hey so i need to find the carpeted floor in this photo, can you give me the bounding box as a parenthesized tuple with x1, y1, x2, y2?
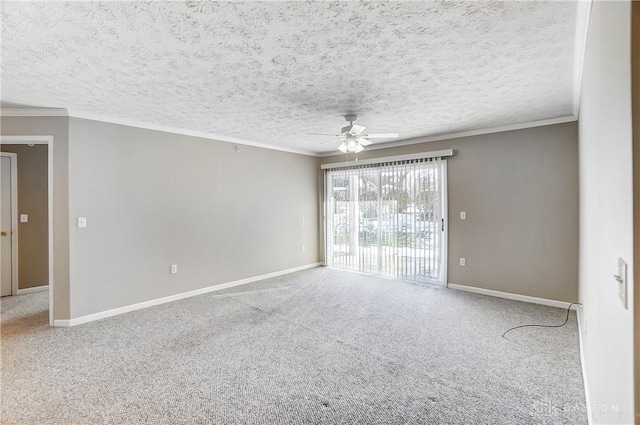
(1, 267, 586, 424)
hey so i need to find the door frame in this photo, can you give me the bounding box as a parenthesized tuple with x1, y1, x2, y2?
(0, 152, 18, 296)
(0, 136, 54, 326)
(631, 0, 639, 420)
(323, 158, 449, 285)
(441, 160, 449, 288)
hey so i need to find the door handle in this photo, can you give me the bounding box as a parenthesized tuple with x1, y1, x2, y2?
(0, 231, 7, 236)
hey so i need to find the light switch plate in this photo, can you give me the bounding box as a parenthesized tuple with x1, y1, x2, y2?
(460, 211, 466, 220)
(20, 214, 28, 223)
(617, 257, 627, 309)
(77, 217, 87, 228)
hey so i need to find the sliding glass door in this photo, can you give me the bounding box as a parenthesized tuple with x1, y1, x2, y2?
(325, 157, 447, 284)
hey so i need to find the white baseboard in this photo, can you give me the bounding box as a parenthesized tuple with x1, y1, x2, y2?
(447, 283, 578, 310)
(448, 282, 589, 421)
(576, 307, 593, 424)
(17, 285, 48, 295)
(54, 262, 322, 327)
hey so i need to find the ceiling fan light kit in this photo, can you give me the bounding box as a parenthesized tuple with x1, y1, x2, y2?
(321, 115, 399, 155)
(338, 138, 364, 153)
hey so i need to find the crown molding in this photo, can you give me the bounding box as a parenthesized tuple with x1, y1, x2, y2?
(317, 115, 578, 156)
(2, 108, 577, 157)
(1, 107, 317, 156)
(0, 108, 68, 117)
(67, 110, 318, 157)
(572, 0, 593, 117)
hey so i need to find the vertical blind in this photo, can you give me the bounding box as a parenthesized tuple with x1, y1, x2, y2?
(325, 156, 445, 283)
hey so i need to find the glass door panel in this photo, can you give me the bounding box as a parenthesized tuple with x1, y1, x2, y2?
(326, 159, 446, 285)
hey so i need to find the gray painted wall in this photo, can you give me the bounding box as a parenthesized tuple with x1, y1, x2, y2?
(320, 122, 579, 302)
(578, 1, 634, 422)
(1, 116, 70, 320)
(0, 115, 578, 319)
(0, 144, 48, 289)
(68, 118, 319, 318)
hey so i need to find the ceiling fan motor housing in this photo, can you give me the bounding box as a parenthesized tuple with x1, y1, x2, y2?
(341, 124, 354, 134)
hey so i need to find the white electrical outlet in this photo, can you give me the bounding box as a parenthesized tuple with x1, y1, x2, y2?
(302, 245, 306, 252)
(460, 211, 466, 220)
(77, 217, 87, 228)
(615, 258, 627, 309)
(20, 214, 28, 223)
(459, 257, 466, 266)
(170, 265, 178, 274)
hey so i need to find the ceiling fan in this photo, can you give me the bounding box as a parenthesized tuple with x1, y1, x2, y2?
(313, 115, 399, 153)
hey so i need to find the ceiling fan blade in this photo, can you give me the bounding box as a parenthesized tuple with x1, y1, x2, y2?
(356, 137, 372, 146)
(363, 133, 399, 138)
(308, 132, 340, 136)
(351, 124, 366, 135)
(320, 137, 346, 145)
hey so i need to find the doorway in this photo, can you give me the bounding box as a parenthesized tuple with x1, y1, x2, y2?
(1, 153, 17, 296)
(0, 136, 54, 325)
(325, 156, 448, 285)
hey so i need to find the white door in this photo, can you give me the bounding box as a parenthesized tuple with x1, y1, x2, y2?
(1, 155, 13, 296)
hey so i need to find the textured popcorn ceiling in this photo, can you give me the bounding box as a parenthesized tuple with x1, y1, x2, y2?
(1, 1, 577, 154)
